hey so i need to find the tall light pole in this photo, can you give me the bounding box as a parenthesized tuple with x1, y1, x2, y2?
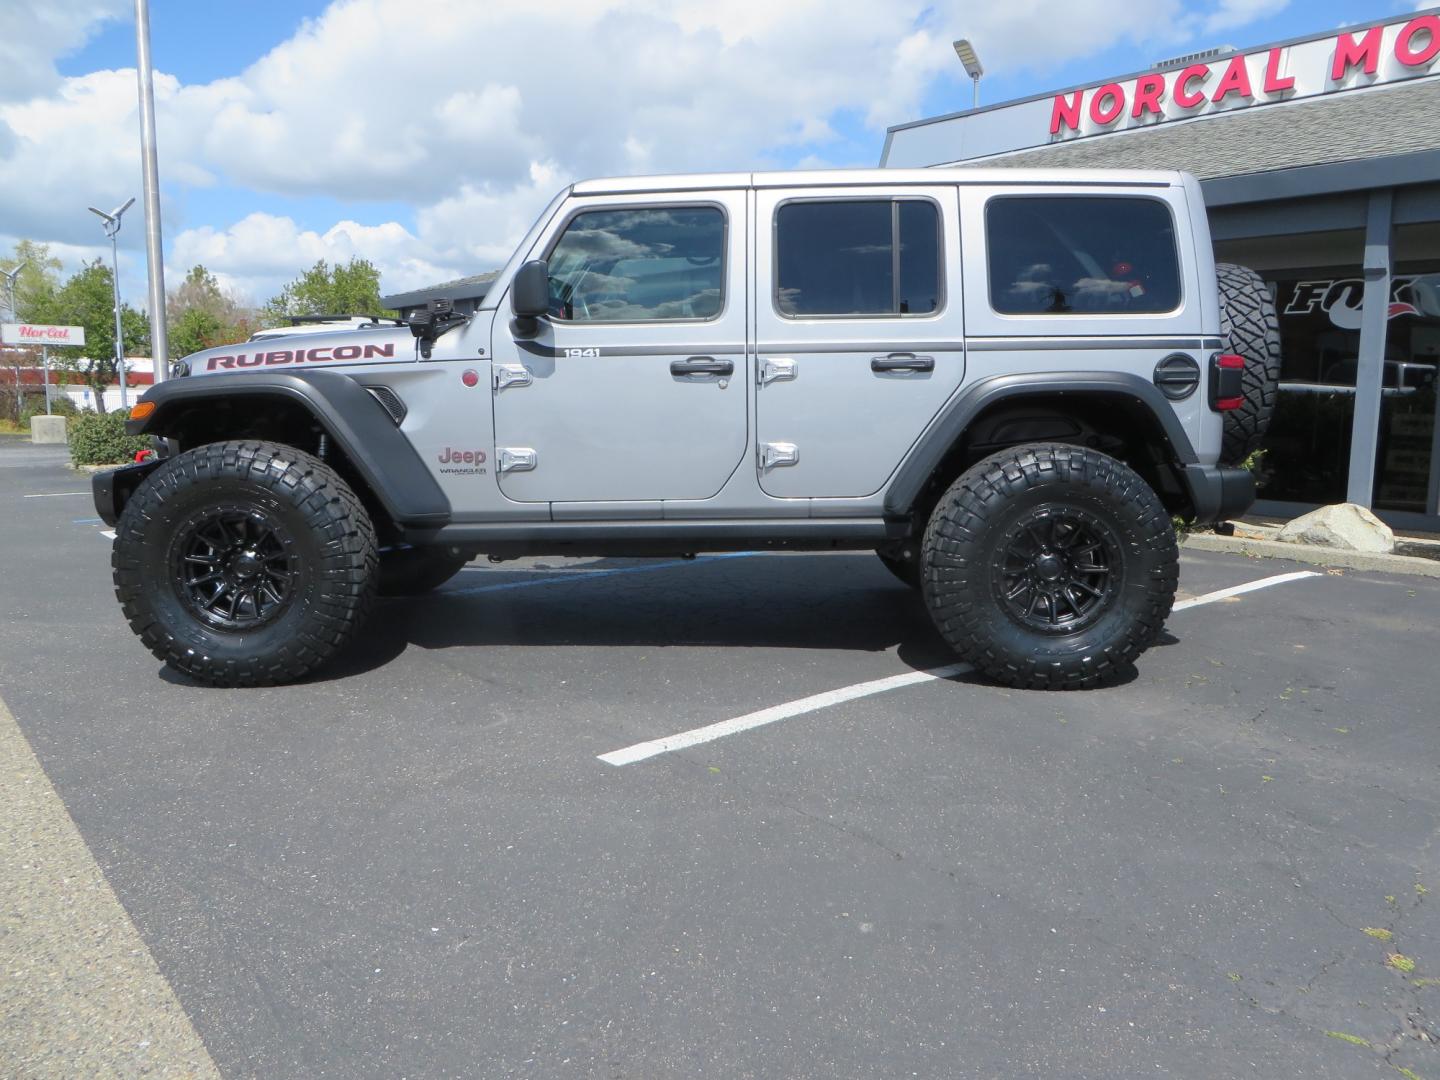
(953, 39, 984, 109)
(135, 0, 168, 381)
(89, 197, 136, 411)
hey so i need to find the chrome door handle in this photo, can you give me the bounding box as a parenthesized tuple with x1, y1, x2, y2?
(670, 357, 734, 376)
(871, 353, 935, 372)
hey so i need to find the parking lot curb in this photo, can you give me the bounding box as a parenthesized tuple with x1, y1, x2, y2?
(1182, 531, 1440, 578)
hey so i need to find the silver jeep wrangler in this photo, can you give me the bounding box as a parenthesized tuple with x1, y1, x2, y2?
(97, 168, 1278, 689)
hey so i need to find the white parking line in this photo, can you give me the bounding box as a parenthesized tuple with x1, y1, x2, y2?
(1172, 569, 1320, 611)
(100, 529, 116, 540)
(598, 568, 1324, 766)
(22, 491, 89, 498)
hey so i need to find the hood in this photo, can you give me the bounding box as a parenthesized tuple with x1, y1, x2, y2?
(178, 326, 414, 377)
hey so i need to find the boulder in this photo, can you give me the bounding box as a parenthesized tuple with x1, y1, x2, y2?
(1276, 503, 1394, 554)
(29, 414, 67, 444)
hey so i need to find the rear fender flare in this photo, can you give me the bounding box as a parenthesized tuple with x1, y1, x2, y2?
(883, 371, 1199, 517)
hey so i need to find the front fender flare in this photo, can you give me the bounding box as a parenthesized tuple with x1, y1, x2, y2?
(127, 370, 450, 526)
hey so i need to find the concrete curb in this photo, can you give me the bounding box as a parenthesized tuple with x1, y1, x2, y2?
(1181, 531, 1440, 578)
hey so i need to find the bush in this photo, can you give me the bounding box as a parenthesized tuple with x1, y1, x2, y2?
(21, 394, 80, 425)
(68, 408, 151, 466)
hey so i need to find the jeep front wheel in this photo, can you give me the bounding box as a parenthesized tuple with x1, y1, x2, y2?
(112, 440, 378, 686)
(921, 444, 1178, 689)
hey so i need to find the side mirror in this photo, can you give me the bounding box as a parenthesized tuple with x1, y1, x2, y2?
(510, 260, 549, 338)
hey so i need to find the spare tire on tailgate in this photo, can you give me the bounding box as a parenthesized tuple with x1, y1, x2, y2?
(1215, 262, 1282, 465)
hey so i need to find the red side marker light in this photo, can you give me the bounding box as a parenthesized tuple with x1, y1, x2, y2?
(461, 369, 480, 387)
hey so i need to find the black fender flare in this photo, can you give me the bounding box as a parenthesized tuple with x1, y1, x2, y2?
(126, 370, 450, 526)
(883, 371, 1201, 517)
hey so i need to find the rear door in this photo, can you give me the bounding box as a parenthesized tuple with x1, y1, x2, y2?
(489, 192, 749, 506)
(752, 185, 965, 498)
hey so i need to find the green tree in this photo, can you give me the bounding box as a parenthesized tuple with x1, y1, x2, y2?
(1, 239, 63, 320)
(167, 264, 254, 358)
(261, 258, 393, 326)
(33, 261, 150, 414)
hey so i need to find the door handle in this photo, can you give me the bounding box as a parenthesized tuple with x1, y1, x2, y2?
(871, 353, 935, 373)
(670, 357, 734, 377)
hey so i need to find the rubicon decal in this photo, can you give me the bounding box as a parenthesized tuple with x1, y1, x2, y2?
(437, 447, 487, 476)
(205, 342, 396, 370)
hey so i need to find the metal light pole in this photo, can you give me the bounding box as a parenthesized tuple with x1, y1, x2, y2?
(953, 39, 984, 109)
(89, 197, 136, 410)
(135, 0, 168, 382)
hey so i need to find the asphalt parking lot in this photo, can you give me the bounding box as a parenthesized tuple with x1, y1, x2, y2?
(4, 437, 1440, 1079)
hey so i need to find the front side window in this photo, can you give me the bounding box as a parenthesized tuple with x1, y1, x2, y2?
(546, 206, 724, 323)
(775, 199, 941, 317)
(986, 196, 1182, 315)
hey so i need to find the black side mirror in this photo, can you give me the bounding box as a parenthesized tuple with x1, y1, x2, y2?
(510, 259, 549, 338)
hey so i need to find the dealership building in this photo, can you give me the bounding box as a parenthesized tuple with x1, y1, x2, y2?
(884, 9, 1440, 530)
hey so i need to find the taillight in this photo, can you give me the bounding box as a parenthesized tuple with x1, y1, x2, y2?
(1210, 352, 1245, 411)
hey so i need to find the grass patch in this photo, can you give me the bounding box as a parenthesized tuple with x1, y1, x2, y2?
(1364, 928, 1394, 942)
(1325, 1030, 1371, 1048)
(1387, 953, 1417, 973)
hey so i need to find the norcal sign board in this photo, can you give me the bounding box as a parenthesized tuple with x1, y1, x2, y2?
(881, 10, 1440, 168)
(1049, 14, 1440, 141)
(1, 323, 86, 347)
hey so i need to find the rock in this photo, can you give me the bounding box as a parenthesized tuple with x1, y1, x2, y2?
(29, 415, 67, 444)
(1276, 503, 1394, 554)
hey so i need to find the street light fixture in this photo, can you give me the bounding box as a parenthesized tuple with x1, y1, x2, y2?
(1, 261, 25, 321)
(953, 39, 984, 109)
(89, 197, 136, 410)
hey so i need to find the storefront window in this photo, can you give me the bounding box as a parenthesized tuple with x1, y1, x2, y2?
(1373, 264, 1440, 514)
(1259, 266, 1364, 505)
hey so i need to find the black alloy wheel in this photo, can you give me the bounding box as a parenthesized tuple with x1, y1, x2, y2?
(994, 506, 1120, 633)
(173, 506, 297, 629)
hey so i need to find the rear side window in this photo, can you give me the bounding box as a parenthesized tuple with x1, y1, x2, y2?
(546, 206, 725, 322)
(775, 199, 941, 317)
(986, 196, 1181, 315)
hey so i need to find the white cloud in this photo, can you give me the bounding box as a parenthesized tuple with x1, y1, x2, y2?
(1201, 0, 1289, 35)
(3, 0, 1301, 305)
(0, 0, 128, 104)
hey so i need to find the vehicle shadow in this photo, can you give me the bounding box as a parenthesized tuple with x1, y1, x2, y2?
(323, 553, 955, 682)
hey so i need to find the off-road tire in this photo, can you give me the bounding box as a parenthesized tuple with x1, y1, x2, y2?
(1216, 262, 1282, 465)
(876, 549, 922, 589)
(921, 444, 1178, 690)
(112, 440, 378, 686)
(378, 547, 470, 597)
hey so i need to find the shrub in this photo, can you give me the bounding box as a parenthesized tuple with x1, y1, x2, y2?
(21, 394, 80, 425)
(67, 408, 151, 466)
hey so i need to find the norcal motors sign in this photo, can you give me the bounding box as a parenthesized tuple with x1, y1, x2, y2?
(1049, 13, 1440, 141)
(1, 322, 86, 347)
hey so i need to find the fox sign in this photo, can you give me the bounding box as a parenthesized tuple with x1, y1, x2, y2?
(1, 323, 87, 347)
(1050, 14, 1440, 140)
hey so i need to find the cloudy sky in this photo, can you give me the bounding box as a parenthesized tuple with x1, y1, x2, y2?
(0, 0, 1418, 308)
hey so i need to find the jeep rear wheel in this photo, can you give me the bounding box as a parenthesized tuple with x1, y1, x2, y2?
(112, 440, 378, 686)
(921, 444, 1178, 689)
(1216, 262, 1282, 465)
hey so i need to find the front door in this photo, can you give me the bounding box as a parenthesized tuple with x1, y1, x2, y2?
(752, 186, 966, 498)
(490, 192, 748, 505)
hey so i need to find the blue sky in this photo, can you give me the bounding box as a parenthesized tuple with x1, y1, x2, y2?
(2, 0, 1430, 307)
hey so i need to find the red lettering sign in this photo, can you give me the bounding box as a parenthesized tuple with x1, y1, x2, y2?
(1130, 74, 1166, 119)
(1210, 55, 1254, 104)
(1174, 64, 1210, 108)
(1396, 16, 1440, 67)
(1332, 26, 1383, 80)
(1050, 90, 1083, 134)
(1262, 47, 1295, 94)
(1088, 84, 1125, 125)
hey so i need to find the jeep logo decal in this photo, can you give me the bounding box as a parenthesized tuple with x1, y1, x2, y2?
(436, 447, 488, 476)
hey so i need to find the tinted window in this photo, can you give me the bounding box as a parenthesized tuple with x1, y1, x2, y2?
(547, 207, 724, 322)
(986, 197, 1181, 315)
(776, 200, 940, 317)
